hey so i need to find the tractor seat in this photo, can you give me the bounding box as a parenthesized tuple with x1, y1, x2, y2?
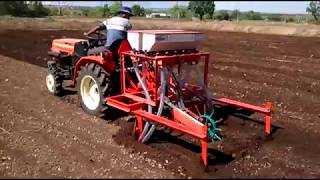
(73, 42, 88, 64)
(87, 46, 108, 56)
(86, 39, 122, 56)
(108, 39, 124, 62)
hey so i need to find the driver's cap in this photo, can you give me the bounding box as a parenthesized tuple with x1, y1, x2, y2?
(118, 6, 134, 16)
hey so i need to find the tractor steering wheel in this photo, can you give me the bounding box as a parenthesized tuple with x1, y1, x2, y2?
(85, 31, 106, 48)
(85, 31, 106, 40)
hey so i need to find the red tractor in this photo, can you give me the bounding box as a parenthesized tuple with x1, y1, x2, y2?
(46, 31, 129, 117)
(46, 30, 272, 167)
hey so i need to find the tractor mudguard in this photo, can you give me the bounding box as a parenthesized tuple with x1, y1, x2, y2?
(73, 40, 132, 86)
(73, 53, 116, 86)
(48, 51, 70, 59)
(117, 40, 132, 57)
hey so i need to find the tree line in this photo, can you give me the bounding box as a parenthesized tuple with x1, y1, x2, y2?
(0, 1, 49, 17)
(168, 1, 313, 23)
(1, 1, 320, 24)
(0, 1, 270, 21)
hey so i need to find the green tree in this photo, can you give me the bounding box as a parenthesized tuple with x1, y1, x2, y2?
(2, 1, 29, 16)
(244, 10, 263, 20)
(306, 1, 320, 21)
(96, 4, 110, 17)
(26, 1, 49, 17)
(48, 7, 60, 16)
(82, 9, 90, 17)
(144, 8, 152, 15)
(0, 2, 8, 15)
(33, 1, 49, 17)
(132, 4, 145, 16)
(267, 14, 282, 22)
(230, 9, 240, 21)
(213, 10, 230, 21)
(169, 4, 190, 19)
(102, 4, 110, 17)
(0, 1, 48, 17)
(285, 17, 295, 23)
(109, 1, 122, 16)
(188, 1, 215, 20)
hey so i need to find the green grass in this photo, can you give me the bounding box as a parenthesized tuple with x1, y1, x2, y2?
(0, 15, 15, 20)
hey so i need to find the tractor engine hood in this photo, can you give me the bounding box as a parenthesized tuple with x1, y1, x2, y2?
(51, 38, 86, 55)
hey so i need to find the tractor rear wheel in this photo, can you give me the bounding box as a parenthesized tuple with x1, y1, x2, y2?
(46, 61, 63, 96)
(77, 63, 111, 117)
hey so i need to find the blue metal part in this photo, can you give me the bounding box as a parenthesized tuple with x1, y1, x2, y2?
(199, 111, 222, 142)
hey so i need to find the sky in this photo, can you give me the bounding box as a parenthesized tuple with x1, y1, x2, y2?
(42, 1, 310, 14)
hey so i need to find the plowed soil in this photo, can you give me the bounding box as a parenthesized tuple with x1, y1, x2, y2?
(0, 27, 319, 178)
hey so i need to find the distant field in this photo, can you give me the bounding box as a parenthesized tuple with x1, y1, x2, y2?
(0, 15, 320, 179)
(0, 16, 320, 37)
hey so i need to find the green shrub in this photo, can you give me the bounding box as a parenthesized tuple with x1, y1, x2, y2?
(213, 10, 230, 21)
(267, 15, 282, 21)
(243, 11, 263, 20)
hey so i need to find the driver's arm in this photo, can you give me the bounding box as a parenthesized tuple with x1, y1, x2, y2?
(84, 23, 106, 36)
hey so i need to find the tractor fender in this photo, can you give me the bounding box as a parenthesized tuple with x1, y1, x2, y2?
(117, 39, 132, 57)
(73, 40, 132, 86)
(73, 54, 116, 85)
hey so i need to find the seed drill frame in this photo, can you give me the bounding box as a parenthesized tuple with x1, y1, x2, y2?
(106, 47, 272, 167)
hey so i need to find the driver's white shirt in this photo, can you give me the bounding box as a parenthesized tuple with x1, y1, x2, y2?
(103, 17, 132, 32)
(101, 16, 132, 47)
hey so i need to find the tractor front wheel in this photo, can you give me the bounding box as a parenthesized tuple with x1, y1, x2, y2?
(77, 63, 111, 117)
(46, 61, 63, 96)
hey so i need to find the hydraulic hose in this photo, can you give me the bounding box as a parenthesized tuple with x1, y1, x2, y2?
(143, 67, 187, 141)
(133, 63, 166, 143)
(133, 62, 152, 141)
(140, 68, 167, 143)
(167, 66, 185, 111)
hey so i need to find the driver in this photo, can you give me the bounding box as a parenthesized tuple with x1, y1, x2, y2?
(84, 6, 133, 55)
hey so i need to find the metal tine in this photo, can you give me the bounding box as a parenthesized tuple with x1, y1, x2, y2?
(195, 105, 201, 116)
(209, 109, 214, 118)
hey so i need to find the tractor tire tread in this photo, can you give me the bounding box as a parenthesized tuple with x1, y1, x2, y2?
(87, 63, 95, 72)
(47, 61, 63, 96)
(77, 63, 112, 118)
